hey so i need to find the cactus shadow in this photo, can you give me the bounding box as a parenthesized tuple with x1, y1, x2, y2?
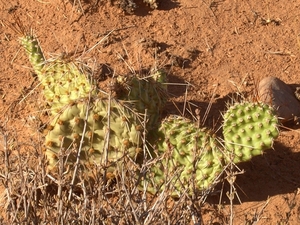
(207, 141, 300, 204)
(157, 0, 181, 11)
(162, 91, 238, 131)
(70, 0, 180, 17)
(133, 0, 180, 17)
(166, 74, 189, 99)
(163, 50, 202, 69)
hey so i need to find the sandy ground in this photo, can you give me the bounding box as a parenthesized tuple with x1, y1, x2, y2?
(1, 0, 300, 224)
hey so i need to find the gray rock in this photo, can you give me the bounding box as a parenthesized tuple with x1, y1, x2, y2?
(258, 76, 300, 122)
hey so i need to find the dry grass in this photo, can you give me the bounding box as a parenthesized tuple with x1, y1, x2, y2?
(0, 112, 220, 224)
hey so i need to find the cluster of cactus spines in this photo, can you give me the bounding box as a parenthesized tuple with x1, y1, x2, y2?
(118, 70, 168, 130)
(44, 98, 142, 174)
(143, 115, 225, 196)
(223, 101, 279, 163)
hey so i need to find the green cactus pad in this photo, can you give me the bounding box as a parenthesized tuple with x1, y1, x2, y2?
(142, 115, 224, 196)
(40, 60, 96, 113)
(223, 101, 279, 163)
(44, 98, 142, 175)
(119, 70, 168, 131)
(20, 34, 96, 114)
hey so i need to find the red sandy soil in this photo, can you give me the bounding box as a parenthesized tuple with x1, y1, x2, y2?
(1, 0, 300, 224)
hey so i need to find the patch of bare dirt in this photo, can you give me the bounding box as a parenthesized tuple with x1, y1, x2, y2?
(1, 0, 300, 224)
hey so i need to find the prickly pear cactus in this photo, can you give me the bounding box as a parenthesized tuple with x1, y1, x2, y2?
(44, 98, 142, 175)
(223, 101, 279, 163)
(142, 115, 225, 196)
(119, 70, 168, 131)
(20, 34, 95, 114)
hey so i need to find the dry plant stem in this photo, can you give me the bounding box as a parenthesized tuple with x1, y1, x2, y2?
(252, 198, 270, 224)
(69, 0, 84, 14)
(35, 140, 49, 222)
(229, 162, 234, 225)
(91, 198, 95, 225)
(191, 135, 203, 224)
(1, 128, 17, 221)
(102, 83, 113, 184)
(120, 168, 141, 225)
(15, 143, 25, 222)
(182, 82, 191, 116)
(81, 178, 88, 223)
(19, 158, 28, 221)
(202, 84, 218, 126)
(170, 195, 189, 224)
(57, 137, 66, 224)
(188, 202, 202, 225)
(141, 109, 148, 212)
(69, 96, 90, 198)
(144, 191, 167, 225)
(225, 161, 243, 225)
(86, 29, 115, 54)
(145, 168, 188, 223)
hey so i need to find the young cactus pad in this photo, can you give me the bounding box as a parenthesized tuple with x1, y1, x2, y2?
(143, 115, 224, 196)
(19, 34, 45, 74)
(20, 34, 95, 114)
(223, 101, 279, 163)
(44, 98, 142, 175)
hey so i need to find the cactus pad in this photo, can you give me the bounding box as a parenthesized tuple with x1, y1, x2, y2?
(44, 98, 142, 175)
(40, 60, 95, 113)
(20, 34, 96, 114)
(119, 70, 168, 131)
(143, 115, 224, 196)
(223, 102, 279, 163)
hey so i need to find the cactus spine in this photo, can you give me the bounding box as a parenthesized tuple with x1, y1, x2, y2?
(40, 60, 96, 114)
(19, 32, 143, 176)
